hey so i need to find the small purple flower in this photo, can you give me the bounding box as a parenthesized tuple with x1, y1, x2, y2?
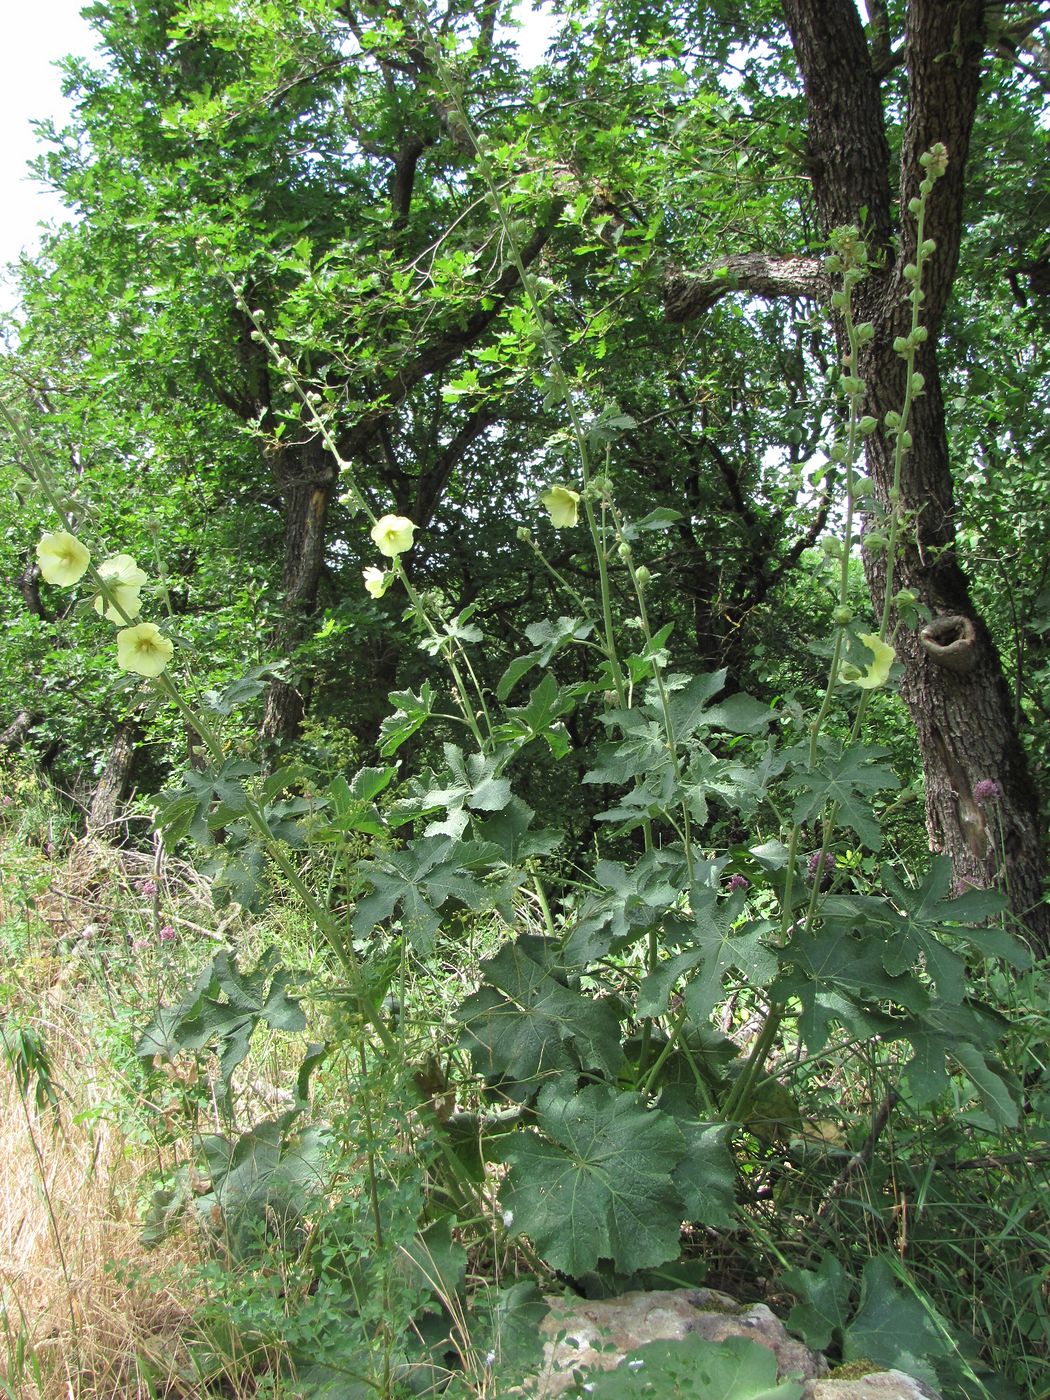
(1, 795, 12, 808)
(726, 874, 750, 894)
(158, 925, 177, 944)
(973, 779, 1000, 805)
(807, 851, 836, 890)
(138, 878, 158, 898)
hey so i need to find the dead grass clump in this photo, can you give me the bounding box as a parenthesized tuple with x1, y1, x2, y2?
(0, 1068, 197, 1398)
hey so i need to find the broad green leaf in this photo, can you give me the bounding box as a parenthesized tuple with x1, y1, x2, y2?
(843, 1257, 957, 1388)
(670, 1120, 737, 1226)
(459, 937, 625, 1100)
(951, 1043, 1020, 1127)
(897, 999, 1010, 1105)
(783, 1252, 854, 1351)
(784, 742, 899, 850)
(638, 890, 775, 1022)
(354, 836, 510, 952)
(500, 1085, 687, 1274)
(379, 681, 435, 755)
(579, 1333, 804, 1399)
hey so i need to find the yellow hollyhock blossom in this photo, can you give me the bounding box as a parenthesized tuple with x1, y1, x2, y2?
(116, 622, 174, 677)
(840, 633, 896, 689)
(93, 553, 147, 623)
(370, 514, 416, 557)
(540, 485, 580, 528)
(362, 566, 392, 598)
(36, 531, 90, 586)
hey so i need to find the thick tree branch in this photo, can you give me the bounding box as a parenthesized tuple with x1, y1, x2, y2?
(412, 405, 502, 527)
(341, 211, 561, 454)
(781, 0, 894, 248)
(664, 252, 826, 322)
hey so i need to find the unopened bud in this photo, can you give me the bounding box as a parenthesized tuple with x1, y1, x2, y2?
(832, 605, 853, 627)
(634, 565, 652, 590)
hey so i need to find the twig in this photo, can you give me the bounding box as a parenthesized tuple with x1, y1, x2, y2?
(817, 1090, 900, 1215)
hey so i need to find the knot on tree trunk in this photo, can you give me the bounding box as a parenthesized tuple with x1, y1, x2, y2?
(919, 614, 978, 673)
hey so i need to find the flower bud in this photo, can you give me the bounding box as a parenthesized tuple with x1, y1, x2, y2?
(859, 416, 878, 435)
(832, 605, 853, 627)
(634, 565, 652, 590)
(820, 536, 842, 559)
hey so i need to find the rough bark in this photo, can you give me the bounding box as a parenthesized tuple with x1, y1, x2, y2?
(259, 436, 339, 743)
(87, 719, 140, 831)
(670, 0, 1047, 941)
(1, 711, 40, 752)
(783, 0, 1049, 944)
(665, 254, 826, 322)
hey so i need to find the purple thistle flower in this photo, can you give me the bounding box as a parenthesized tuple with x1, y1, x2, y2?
(138, 878, 158, 898)
(807, 851, 836, 891)
(158, 925, 177, 944)
(726, 874, 750, 894)
(973, 779, 1000, 805)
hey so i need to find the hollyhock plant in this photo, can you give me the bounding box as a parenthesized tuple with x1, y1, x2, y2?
(540, 485, 581, 528)
(94, 554, 147, 622)
(116, 622, 174, 677)
(370, 514, 416, 558)
(363, 566, 392, 598)
(37, 531, 90, 586)
(840, 633, 896, 689)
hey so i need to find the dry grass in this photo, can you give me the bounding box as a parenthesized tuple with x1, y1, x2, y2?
(0, 1037, 199, 1400)
(0, 824, 215, 1400)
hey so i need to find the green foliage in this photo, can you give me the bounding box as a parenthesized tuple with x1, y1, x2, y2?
(3, 2, 1050, 1395)
(574, 1334, 804, 1400)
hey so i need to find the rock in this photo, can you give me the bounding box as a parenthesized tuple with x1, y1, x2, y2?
(528, 1287, 827, 1397)
(522, 1289, 943, 1399)
(804, 1370, 941, 1400)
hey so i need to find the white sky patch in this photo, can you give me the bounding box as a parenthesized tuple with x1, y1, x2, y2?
(1, 1, 97, 309)
(1, 1, 561, 314)
(513, 1, 561, 69)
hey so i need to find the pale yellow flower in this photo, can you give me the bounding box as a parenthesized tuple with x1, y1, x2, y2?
(37, 531, 90, 586)
(362, 566, 391, 599)
(540, 485, 581, 528)
(93, 554, 147, 623)
(370, 514, 416, 558)
(116, 622, 173, 677)
(840, 633, 896, 690)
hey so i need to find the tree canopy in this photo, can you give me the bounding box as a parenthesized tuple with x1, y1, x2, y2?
(3, 0, 1048, 931)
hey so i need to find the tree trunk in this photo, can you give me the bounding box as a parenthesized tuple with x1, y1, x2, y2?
(782, 0, 1048, 945)
(87, 719, 140, 832)
(259, 437, 338, 745)
(1, 711, 40, 752)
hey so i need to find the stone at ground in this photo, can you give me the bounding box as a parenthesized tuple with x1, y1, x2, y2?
(523, 1288, 942, 1399)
